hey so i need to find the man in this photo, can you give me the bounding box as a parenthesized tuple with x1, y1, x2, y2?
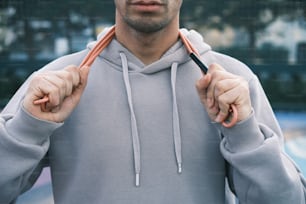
(0, 0, 305, 203)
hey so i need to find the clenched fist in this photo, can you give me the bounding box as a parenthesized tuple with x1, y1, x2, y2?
(196, 63, 252, 125)
(23, 65, 90, 123)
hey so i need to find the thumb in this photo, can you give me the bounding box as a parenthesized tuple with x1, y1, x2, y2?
(78, 66, 90, 90)
(69, 65, 90, 100)
(61, 65, 90, 109)
(196, 73, 212, 106)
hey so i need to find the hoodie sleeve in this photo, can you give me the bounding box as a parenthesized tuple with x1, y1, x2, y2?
(0, 76, 62, 203)
(0, 52, 86, 203)
(219, 76, 306, 204)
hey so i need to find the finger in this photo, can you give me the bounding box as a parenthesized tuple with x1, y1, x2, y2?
(206, 64, 238, 109)
(196, 73, 212, 105)
(45, 65, 81, 101)
(77, 66, 90, 91)
(205, 64, 227, 107)
(54, 65, 81, 95)
(210, 75, 241, 123)
(79, 66, 90, 86)
(207, 63, 226, 73)
(63, 65, 81, 87)
(33, 95, 49, 105)
(31, 78, 61, 112)
(215, 83, 241, 123)
(222, 105, 239, 128)
(208, 102, 220, 121)
(53, 71, 74, 97)
(40, 74, 68, 105)
(62, 66, 90, 108)
(214, 78, 241, 100)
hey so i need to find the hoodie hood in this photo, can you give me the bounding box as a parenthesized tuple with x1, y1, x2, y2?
(87, 27, 211, 74)
(85, 26, 212, 186)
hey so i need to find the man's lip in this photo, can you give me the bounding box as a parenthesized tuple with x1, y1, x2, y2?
(128, 1, 165, 12)
(129, 1, 164, 6)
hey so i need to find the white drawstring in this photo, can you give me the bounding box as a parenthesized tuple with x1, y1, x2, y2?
(120, 52, 183, 186)
(171, 62, 182, 174)
(120, 52, 141, 187)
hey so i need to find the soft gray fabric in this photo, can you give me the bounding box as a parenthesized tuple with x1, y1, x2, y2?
(0, 27, 305, 204)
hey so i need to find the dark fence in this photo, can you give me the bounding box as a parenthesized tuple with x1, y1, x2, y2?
(0, 59, 52, 108)
(0, 59, 306, 111)
(251, 64, 306, 111)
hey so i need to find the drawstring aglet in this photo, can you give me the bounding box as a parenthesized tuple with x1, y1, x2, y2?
(178, 163, 182, 174)
(135, 173, 140, 187)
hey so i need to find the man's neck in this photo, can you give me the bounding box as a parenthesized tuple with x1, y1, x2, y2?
(115, 20, 180, 65)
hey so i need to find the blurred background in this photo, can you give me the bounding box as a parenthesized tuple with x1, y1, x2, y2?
(0, 0, 305, 203)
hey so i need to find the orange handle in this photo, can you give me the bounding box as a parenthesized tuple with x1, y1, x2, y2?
(180, 31, 239, 128)
(221, 104, 238, 128)
(33, 27, 116, 106)
(33, 27, 238, 128)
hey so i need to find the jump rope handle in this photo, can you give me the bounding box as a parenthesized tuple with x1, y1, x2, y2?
(182, 33, 238, 128)
(34, 28, 238, 128)
(33, 26, 116, 109)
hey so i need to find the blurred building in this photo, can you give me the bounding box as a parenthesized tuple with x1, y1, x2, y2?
(257, 17, 306, 64)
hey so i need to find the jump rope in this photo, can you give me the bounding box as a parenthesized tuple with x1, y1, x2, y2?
(34, 26, 238, 128)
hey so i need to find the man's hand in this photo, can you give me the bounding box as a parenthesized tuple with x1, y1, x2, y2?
(23, 65, 90, 123)
(196, 63, 252, 124)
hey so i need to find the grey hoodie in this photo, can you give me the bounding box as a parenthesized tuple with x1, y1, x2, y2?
(0, 27, 305, 204)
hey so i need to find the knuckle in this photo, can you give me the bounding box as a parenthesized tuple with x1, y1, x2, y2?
(30, 76, 40, 85)
(69, 70, 80, 85)
(217, 94, 226, 104)
(210, 71, 218, 79)
(240, 80, 249, 92)
(62, 70, 74, 81)
(58, 79, 67, 90)
(215, 81, 223, 92)
(49, 89, 61, 106)
(31, 72, 47, 82)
